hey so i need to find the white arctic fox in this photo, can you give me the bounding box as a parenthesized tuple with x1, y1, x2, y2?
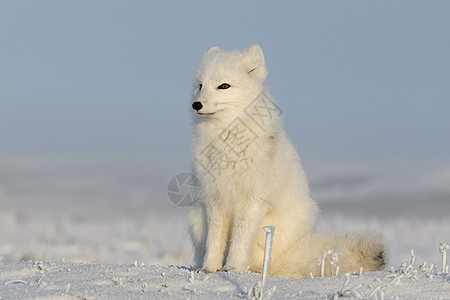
(188, 44, 385, 279)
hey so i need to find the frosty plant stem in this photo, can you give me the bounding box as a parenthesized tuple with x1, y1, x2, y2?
(410, 249, 415, 265)
(320, 250, 332, 277)
(330, 251, 340, 276)
(259, 226, 275, 297)
(439, 243, 449, 273)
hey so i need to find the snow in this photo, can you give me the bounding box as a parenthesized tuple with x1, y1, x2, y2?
(0, 156, 449, 299)
(1, 260, 449, 299)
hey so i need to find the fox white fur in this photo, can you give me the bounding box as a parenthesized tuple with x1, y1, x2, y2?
(188, 44, 386, 279)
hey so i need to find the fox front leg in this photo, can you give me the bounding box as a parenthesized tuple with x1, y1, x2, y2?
(223, 199, 267, 272)
(200, 206, 230, 273)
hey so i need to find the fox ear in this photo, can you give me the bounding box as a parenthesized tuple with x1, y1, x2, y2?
(206, 46, 222, 55)
(245, 44, 267, 81)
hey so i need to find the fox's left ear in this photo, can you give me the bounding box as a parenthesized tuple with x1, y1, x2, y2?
(245, 44, 267, 81)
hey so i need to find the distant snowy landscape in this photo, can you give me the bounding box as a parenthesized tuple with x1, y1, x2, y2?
(0, 156, 449, 299)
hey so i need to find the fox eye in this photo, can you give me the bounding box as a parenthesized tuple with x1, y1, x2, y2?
(217, 83, 230, 90)
(199, 83, 203, 91)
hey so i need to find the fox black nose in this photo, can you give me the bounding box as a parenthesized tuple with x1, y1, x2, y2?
(192, 101, 203, 111)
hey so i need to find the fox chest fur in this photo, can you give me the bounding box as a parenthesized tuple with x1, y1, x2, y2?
(193, 114, 278, 207)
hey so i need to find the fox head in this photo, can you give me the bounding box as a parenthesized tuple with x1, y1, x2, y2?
(192, 44, 268, 121)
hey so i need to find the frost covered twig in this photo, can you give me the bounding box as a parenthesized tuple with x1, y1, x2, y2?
(335, 273, 351, 298)
(410, 249, 415, 265)
(37, 274, 46, 285)
(425, 262, 435, 274)
(5, 280, 27, 286)
(260, 226, 275, 297)
(320, 250, 332, 277)
(248, 226, 276, 300)
(439, 243, 449, 274)
(64, 284, 71, 294)
(248, 284, 276, 300)
(318, 250, 339, 277)
(330, 252, 340, 276)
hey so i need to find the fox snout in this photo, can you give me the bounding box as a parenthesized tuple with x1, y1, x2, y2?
(192, 101, 203, 111)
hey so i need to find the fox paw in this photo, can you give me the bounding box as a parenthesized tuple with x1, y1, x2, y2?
(221, 265, 236, 272)
(196, 267, 219, 274)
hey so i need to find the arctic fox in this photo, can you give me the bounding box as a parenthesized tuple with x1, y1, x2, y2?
(188, 44, 385, 279)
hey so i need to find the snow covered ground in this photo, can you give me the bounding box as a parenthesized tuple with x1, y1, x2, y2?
(0, 260, 449, 299)
(0, 156, 449, 299)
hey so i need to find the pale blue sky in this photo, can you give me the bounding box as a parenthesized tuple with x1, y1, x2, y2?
(1, 0, 449, 159)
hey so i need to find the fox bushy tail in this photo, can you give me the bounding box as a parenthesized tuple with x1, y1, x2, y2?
(269, 233, 386, 279)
